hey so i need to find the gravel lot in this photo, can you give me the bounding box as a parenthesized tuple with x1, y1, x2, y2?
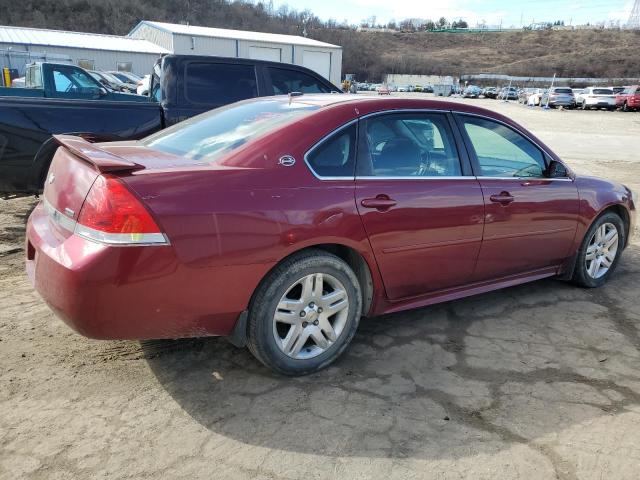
(1, 97, 639, 480)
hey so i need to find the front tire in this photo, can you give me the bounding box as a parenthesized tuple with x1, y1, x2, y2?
(247, 249, 362, 376)
(572, 212, 625, 288)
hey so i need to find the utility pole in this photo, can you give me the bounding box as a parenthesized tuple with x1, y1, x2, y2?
(629, 0, 640, 28)
(544, 73, 556, 110)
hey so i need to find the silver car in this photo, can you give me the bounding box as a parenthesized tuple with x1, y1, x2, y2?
(541, 87, 575, 108)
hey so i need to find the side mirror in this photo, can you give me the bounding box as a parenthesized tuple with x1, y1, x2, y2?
(547, 160, 568, 178)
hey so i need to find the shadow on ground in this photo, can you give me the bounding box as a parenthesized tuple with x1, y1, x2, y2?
(143, 246, 640, 461)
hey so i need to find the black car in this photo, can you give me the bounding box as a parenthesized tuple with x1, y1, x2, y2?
(0, 55, 341, 197)
(482, 87, 499, 99)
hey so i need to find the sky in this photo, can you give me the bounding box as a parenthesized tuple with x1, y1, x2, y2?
(271, 0, 635, 28)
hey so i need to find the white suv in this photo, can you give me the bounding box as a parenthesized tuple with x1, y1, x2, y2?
(575, 87, 616, 110)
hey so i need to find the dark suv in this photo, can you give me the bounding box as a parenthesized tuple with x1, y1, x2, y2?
(149, 55, 342, 124)
(0, 55, 341, 197)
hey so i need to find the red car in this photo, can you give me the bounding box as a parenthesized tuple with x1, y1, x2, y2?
(26, 95, 636, 375)
(616, 85, 640, 111)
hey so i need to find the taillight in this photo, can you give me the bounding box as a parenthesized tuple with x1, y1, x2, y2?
(75, 175, 167, 245)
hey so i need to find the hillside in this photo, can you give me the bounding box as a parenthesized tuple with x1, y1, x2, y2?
(2, 0, 640, 81)
(314, 28, 640, 81)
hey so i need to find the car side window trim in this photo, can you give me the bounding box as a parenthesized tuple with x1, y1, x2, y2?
(355, 110, 473, 179)
(303, 119, 359, 180)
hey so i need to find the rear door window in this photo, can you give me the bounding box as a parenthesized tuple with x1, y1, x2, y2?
(185, 63, 258, 105)
(268, 67, 333, 94)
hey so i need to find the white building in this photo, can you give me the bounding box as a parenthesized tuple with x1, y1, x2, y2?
(129, 21, 342, 85)
(385, 74, 457, 87)
(0, 25, 169, 76)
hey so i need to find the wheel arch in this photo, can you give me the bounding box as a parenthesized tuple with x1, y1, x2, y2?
(228, 242, 376, 348)
(559, 202, 631, 281)
(260, 243, 375, 317)
(598, 204, 631, 248)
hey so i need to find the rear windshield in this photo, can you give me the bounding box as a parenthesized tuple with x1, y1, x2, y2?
(593, 88, 613, 95)
(142, 99, 319, 162)
(554, 88, 572, 94)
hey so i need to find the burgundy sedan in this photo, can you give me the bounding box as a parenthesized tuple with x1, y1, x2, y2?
(26, 95, 636, 375)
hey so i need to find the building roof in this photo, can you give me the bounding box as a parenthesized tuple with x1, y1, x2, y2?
(130, 21, 340, 49)
(0, 25, 170, 54)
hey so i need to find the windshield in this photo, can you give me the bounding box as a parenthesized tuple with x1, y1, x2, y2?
(593, 88, 613, 95)
(143, 99, 320, 163)
(554, 88, 572, 94)
(100, 72, 123, 85)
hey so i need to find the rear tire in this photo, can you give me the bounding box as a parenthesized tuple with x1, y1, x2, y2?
(247, 249, 362, 376)
(572, 212, 625, 288)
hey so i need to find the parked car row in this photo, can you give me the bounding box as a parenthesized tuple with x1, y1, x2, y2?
(482, 84, 640, 112)
(356, 82, 434, 93)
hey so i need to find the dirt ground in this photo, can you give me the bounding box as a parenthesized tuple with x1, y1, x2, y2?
(1, 97, 639, 480)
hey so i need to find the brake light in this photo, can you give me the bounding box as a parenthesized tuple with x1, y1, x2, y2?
(76, 175, 167, 245)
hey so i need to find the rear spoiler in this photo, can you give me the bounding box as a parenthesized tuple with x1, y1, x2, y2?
(53, 134, 144, 173)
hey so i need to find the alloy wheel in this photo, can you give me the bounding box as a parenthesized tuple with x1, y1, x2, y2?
(585, 222, 619, 279)
(272, 273, 350, 359)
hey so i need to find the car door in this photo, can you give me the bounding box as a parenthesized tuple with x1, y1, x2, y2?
(456, 114, 580, 281)
(355, 111, 485, 300)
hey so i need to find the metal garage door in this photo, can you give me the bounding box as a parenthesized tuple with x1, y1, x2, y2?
(248, 46, 281, 62)
(302, 50, 331, 80)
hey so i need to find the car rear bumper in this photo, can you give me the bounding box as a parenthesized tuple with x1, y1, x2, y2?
(584, 99, 615, 107)
(26, 202, 267, 340)
(548, 99, 574, 106)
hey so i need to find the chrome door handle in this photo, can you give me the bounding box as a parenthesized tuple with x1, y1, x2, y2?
(489, 192, 515, 205)
(361, 195, 397, 211)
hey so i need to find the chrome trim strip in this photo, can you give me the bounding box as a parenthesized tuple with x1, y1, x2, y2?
(354, 175, 571, 181)
(355, 176, 476, 180)
(43, 198, 76, 232)
(303, 119, 358, 181)
(476, 176, 573, 182)
(75, 224, 168, 246)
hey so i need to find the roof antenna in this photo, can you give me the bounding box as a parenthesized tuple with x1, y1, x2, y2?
(288, 91, 303, 104)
